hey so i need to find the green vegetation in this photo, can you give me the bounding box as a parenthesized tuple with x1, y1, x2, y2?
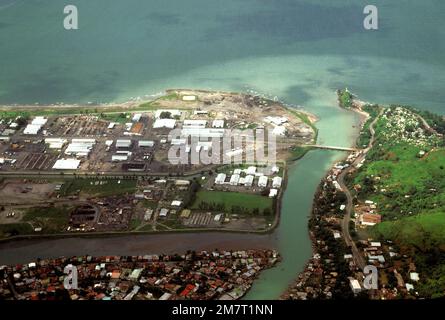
(372, 211, 445, 247)
(22, 206, 71, 233)
(0, 223, 34, 237)
(160, 92, 179, 101)
(59, 179, 137, 197)
(353, 140, 445, 221)
(404, 105, 445, 136)
(356, 104, 380, 147)
(350, 104, 445, 298)
(192, 190, 273, 215)
(338, 89, 353, 109)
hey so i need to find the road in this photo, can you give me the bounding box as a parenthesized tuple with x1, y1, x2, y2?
(337, 107, 383, 270)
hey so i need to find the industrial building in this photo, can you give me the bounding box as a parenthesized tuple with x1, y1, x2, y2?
(258, 176, 268, 188)
(212, 120, 225, 128)
(65, 139, 96, 157)
(181, 128, 224, 138)
(116, 139, 132, 149)
(153, 119, 176, 129)
(269, 189, 278, 198)
(229, 174, 240, 186)
(183, 120, 207, 128)
(272, 176, 283, 188)
(138, 140, 154, 147)
(244, 175, 254, 187)
(23, 116, 47, 135)
(215, 173, 226, 185)
(52, 158, 81, 170)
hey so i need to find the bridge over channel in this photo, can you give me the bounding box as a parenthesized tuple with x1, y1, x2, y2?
(306, 145, 358, 152)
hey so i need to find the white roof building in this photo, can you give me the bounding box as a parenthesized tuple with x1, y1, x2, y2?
(194, 110, 208, 115)
(138, 140, 154, 147)
(212, 120, 225, 128)
(272, 176, 282, 188)
(230, 174, 240, 186)
(181, 128, 224, 138)
(246, 166, 256, 175)
(159, 208, 169, 217)
(269, 188, 278, 198)
(112, 155, 128, 162)
(153, 119, 176, 129)
(410, 273, 420, 282)
(272, 125, 286, 136)
(132, 113, 142, 122)
(65, 139, 96, 157)
(244, 175, 254, 187)
(233, 169, 242, 175)
(171, 200, 182, 207)
(349, 279, 362, 294)
(23, 124, 42, 135)
(183, 120, 207, 128)
(116, 139, 132, 148)
(182, 95, 196, 101)
(215, 173, 226, 185)
(258, 176, 268, 188)
(52, 159, 81, 170)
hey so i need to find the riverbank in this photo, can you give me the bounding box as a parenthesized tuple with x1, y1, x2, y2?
(281, 89, 372, 299)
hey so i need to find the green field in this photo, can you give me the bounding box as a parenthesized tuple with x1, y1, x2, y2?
(22, 206, 71, 233)
(372, 211, 445, 248)
(0, 223, 34, 237)
(192, 190, 273, 213)
(59, 179, 137, 197)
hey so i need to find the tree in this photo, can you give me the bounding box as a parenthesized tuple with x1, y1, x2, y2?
(160, 111, 172, 119)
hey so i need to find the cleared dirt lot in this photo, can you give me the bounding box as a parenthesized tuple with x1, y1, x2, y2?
(0, 180, 58, 204)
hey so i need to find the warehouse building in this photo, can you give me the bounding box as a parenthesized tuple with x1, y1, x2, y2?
(212, 120, 225, 128)
(116, 139, 132, 149)
(153, 119, 176, 129)
(215, 173, 226, 185)
(229, 174, 240, 186)
(258, 176, 268, 188)
(272, 177, 282, 188)
(52, 158, 81, 170)
(138, 140, 154, 147)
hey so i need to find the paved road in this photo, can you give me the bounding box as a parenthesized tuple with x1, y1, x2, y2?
(338, 108, 383, 270)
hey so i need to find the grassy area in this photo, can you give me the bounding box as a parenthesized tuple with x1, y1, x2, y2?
(192, 190, 273, 214)
(0, 223, 34, 237)
(353, 144, 445, 220)
(59, 179, 137, 197)
(372, 211, 445, 248)
(350, 104, 445, 298)
(22, 206, 71, 233)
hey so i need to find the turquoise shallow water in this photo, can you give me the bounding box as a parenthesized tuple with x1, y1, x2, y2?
(0, 0, 444, 299)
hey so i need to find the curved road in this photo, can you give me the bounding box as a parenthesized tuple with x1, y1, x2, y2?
(338, 108, 383, 270)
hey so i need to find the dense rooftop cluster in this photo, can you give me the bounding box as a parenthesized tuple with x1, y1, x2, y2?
(379, 107, 439, 148)
(0, 250, 279, 300)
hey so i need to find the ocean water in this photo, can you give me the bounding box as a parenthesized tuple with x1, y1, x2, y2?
(0, 0, 444, 299)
